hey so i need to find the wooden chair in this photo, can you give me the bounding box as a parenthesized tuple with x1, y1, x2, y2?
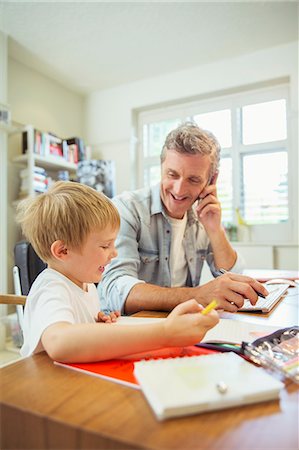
(0, 294, 26, 330)
(0, 294, 26, 306)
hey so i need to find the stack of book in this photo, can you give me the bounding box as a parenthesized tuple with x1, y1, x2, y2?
(19, 166, 48, 198)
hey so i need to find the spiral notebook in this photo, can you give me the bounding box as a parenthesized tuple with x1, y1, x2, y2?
(134, 352, 284, 420)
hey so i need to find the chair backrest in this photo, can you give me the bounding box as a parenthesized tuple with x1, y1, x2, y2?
(12, 241, 46, 331)
(14, 241, 46, 296)
(12, 266, 26, 330)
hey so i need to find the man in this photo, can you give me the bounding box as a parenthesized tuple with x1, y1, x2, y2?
(99, 122, 268, 314)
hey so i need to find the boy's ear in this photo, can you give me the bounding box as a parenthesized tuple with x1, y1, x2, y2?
(51, 240, 68, 260)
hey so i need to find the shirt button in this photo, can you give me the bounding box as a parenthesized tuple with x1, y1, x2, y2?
(165, 257, 168, 261)
(166, 230, 170, 233)
(189, 258, 193, 262)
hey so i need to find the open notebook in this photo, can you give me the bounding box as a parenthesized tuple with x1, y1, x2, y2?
(134, 352, 284, 420)
(117, 316, 280, 346)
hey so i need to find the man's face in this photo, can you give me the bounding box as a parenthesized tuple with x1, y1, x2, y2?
(160, 149, 211, 219)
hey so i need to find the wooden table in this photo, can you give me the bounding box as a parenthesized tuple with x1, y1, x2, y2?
(1, 287, 298, 450)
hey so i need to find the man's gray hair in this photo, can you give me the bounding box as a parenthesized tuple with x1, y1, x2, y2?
(161, 122, 221, 179)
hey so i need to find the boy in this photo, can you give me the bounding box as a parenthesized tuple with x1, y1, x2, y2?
(17, 181, 218, 363)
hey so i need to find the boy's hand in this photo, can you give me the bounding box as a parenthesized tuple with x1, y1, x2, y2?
(96, 310, 120, 323)
(163, 299, 219, 347)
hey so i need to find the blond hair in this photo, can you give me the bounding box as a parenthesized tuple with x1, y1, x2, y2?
(16, 181, 120, 262)
(161, 122, 220, 179)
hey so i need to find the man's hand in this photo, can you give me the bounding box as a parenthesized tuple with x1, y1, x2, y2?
(195, 172, 221, 234)
(194, 272, 269, 312)
(96, 310, 120, 323)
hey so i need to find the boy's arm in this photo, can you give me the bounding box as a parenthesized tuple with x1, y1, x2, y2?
(41, 300, 219, 363)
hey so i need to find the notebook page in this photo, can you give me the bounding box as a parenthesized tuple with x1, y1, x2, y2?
(202, 319, 279, 344)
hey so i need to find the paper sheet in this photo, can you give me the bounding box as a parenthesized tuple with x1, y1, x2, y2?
(115, 315, 279, 345)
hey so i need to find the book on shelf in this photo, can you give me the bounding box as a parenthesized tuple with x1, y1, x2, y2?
(18, 166, 49, 197)
(20, 179, 48, 193)
(21, 129, 87, 164)
(66, 137, 85, 162)
(133, 352, 284, 420)
(20, 166, 47, 178)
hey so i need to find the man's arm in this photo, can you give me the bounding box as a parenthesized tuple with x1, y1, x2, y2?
(207, 226, 237, 271)
(124, 272, 268, 315)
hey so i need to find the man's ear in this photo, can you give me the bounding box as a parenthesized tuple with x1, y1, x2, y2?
(50, 240, 68, 261)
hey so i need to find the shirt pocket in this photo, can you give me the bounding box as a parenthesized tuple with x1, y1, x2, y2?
(139, 249, 160, 283)
(139, 248, 159, 264)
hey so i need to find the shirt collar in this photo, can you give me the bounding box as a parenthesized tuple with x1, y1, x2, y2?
(150, 183, 198, 226)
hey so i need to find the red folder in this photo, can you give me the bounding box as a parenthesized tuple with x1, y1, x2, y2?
(55, 346, 215, 389)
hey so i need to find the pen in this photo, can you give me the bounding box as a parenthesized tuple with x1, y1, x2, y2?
(219, 268, 266, 299)
(201, 299, 218, 315)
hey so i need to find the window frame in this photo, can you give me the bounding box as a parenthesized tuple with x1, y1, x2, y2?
(137, 83, 295, 244)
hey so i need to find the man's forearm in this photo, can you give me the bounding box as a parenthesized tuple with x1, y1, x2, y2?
(124, 283, 199, 315)
(208, 227, 237, 270)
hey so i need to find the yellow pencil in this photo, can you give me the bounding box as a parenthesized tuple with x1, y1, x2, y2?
(201, 299, 218, 315)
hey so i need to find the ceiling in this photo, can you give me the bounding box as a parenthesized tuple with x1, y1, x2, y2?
(1, 1, 298, 94)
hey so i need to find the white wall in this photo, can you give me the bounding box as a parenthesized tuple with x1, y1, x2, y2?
(0, 31, 8, 296)
(8, 58, 85, 138)
(85, 42, 298, 270)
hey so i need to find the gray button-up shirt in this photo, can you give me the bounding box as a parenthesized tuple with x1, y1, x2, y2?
(99, 183, 244, 312)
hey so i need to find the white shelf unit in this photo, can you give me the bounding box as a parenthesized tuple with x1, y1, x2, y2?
(12, 124, 78, 199)
(6, 124, 79, 294)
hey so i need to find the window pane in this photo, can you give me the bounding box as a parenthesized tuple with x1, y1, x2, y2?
(144, 164, 160, 187)
(242, 99, 287, 145)
(193, 109, 232, 148)
(242, 152, 288, 224)
(143, 119, 180, 158)
(217, 157, 233, 224)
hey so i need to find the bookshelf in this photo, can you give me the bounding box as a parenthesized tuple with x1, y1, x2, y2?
(11, 124, 79, 200)
(6, 123, 85, 295)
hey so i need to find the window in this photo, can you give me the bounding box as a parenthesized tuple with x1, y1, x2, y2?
(242, 152, 288, 224)
(137, 84, 293, 242)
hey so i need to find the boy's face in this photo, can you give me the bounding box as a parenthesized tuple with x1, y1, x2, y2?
(63, 226, 118, 289)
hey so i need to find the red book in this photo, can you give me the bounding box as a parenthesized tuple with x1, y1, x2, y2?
(49, 143, 63, 157)
(55, 346, 216, 389)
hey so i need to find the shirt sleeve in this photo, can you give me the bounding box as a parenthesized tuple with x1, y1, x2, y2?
(99, 195, 145, 313)
(20, 283, 75, 357)
(207, 245, 246, 278)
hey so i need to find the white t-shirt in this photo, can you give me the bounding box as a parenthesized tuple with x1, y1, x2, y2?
(168, 213, 188, 287)
(20, 268, 100, 357)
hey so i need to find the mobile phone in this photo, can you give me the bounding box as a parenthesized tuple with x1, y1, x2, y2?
(197, 170, 219, 202)
(208, 170, 219, 186)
